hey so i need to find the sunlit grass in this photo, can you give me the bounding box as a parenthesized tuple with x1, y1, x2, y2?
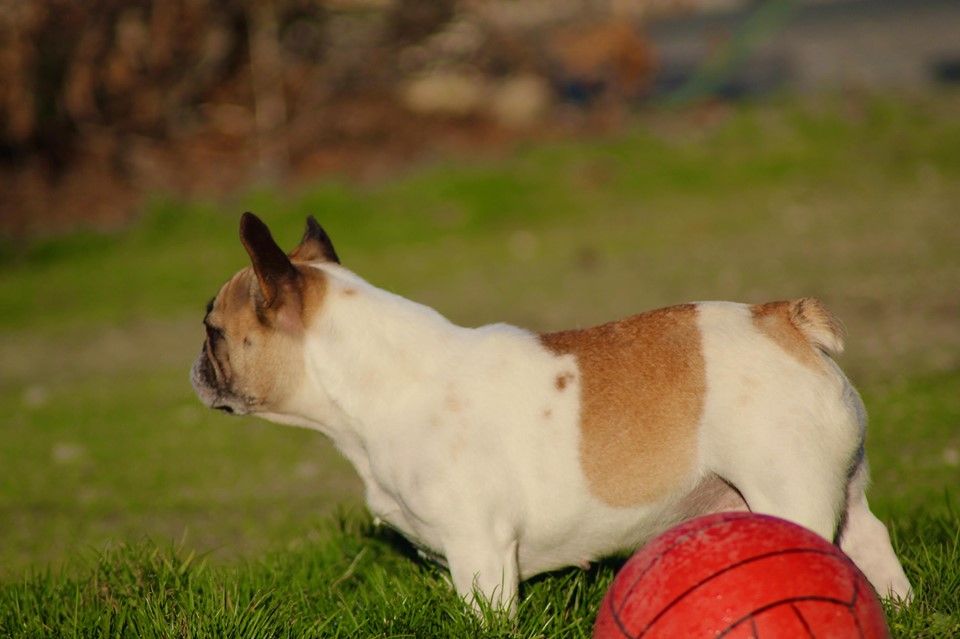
(1, 509, 956, 638)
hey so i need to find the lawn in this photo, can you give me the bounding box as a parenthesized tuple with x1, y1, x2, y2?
(1, 92, 958, 637)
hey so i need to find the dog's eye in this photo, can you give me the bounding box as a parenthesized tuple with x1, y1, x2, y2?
(205, 321, 226, 343)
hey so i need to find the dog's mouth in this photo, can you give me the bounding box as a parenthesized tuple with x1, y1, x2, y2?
(190, 349, 249, 416)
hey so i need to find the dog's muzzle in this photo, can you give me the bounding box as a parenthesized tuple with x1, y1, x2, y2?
(190, 350, 248, 415)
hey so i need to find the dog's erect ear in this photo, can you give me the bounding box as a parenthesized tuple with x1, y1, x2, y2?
(288, 216, 340, 264)
(239, 212, 300, 309)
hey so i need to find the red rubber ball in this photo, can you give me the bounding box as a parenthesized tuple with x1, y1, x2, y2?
(594, 512, 890, 638)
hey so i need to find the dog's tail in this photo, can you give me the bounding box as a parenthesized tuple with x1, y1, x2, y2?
(789, 298, 845, 356)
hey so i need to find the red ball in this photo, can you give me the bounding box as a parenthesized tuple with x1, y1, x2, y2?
(594, 512, 890, 638)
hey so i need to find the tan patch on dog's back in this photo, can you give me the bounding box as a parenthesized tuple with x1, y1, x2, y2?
(540, 304, 705, 508)
(751, 299, 842, 370)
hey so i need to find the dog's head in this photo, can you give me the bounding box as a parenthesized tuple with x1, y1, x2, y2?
(190, 212, 338, 416)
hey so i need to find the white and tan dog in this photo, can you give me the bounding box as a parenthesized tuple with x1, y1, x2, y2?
(192, 213, 911, 613)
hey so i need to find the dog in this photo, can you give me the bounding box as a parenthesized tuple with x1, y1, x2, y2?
(192, 213, 912, 613)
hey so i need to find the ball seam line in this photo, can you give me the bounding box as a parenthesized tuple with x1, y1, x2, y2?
(716, 594, 862, 639)
(614, 512, 752, 616)
(631, 547, 841, 638)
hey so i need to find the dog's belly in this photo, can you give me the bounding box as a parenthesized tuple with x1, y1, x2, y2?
(516, 473, 747, 578)
(517, 504, 667, 578)
(364, 465, 747, 580)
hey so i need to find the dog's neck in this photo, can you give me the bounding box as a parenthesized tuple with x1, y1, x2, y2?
(269, 264, 467, 445)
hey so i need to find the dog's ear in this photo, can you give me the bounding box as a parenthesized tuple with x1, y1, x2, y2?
(239, 212, 300, 310)
(289, 216, 340, 264)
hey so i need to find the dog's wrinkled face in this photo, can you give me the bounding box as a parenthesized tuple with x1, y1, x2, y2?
(190, 267, 305, 415)
(190, 213, 338, 415)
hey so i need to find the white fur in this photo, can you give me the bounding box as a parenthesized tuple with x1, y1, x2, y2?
(262, 265, 911, 611)
(697, 302, 859, 540)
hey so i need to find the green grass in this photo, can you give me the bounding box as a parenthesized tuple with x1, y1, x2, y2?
(0, 515, 615, 638)
(0, 510, 957, 637)
(1, 91, 959, 636)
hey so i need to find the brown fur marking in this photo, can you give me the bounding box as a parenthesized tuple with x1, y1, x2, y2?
(555, 372, 575, 391)
(204, 263, 327, 410)
(540, 304, 705, 508)
(751, 300, 833, 370)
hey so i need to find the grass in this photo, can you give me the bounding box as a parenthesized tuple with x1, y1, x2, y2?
(0, 510, 957, 637)
(0, 515, 617, 638)
(1, 91, 959, 636)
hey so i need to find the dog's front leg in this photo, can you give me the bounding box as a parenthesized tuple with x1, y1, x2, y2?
(444, 534, 520, 617)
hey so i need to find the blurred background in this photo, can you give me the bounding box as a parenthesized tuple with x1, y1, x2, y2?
(1, 0, 958, 578)
(4, 0, 959, 234)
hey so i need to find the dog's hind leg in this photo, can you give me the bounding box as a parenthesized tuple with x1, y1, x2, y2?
(837, 457, 913, 602)
(719, 453, 849, 543)
(705, 402, 858, 543)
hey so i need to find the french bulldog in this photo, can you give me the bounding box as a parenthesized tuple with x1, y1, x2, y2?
(192, 213, 911, 613)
